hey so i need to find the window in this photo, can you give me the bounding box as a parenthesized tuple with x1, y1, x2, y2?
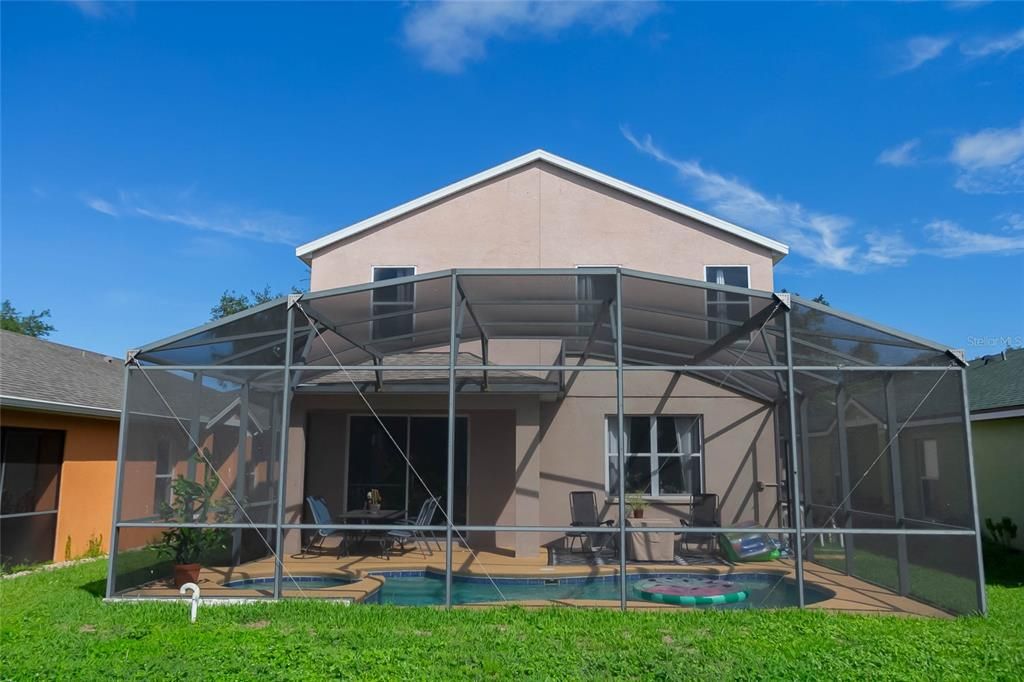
(575, 266, 616, 325)
(919, 439, 941, 519)
(606, 415, 702, 497)
(154, 439, 173, 509)
(1, 427, 64, 567)
(371, 266, 415, 340)
(346, 415, 468, 524)
(705, 266, 750, 341)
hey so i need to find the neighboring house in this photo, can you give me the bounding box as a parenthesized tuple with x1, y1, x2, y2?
(967, 348, 1024, 551)
(0, 330, 123, 567)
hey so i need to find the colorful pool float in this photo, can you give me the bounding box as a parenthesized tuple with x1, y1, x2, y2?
(633, 577, 748, 605)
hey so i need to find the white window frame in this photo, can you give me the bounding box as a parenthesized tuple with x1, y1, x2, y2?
(704, 265, 751, 342)
(604, 414, 704, 500)
(154, 438, 173, 507)
(370, 265, 417, 341)
(918, 439, 941, 521)
(574, 264, 619, 331)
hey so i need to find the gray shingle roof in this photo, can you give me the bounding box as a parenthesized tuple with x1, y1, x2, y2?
(967, 348, 1024, 413)
(0, 330, 123, 416)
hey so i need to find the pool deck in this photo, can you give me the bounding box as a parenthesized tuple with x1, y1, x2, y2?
(116, 544, 950, 618)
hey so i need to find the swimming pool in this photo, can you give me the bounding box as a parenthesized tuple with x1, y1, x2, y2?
(223, 576, 356, 590)
(364, 571, 832, 608)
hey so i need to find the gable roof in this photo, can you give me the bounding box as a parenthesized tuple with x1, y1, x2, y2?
(295, 149, 790, 264)
(967, 348, 1024, 415)
(0, 330, 123, 419)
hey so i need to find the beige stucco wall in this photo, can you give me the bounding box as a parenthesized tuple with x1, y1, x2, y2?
(308, 162, 775, 292)
(289, 369, 778, 557)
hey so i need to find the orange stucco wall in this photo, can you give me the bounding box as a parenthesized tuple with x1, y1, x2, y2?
(1, 408, 119, 561)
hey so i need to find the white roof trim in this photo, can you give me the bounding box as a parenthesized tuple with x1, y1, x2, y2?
(0, 394, 121, 420)
(971, 407, 1024, 422)
(295, 149, 790, 263)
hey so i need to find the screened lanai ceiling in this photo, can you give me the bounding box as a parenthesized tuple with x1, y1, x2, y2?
(133, 268, 964, 403)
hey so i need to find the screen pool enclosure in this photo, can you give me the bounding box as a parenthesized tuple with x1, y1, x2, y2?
(106, 268, 986, 615)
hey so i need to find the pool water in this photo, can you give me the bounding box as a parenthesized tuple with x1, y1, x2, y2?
(367, 572, 831, 608)
(223, 576, 356, 590)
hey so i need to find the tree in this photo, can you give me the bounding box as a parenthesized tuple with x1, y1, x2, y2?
(210, 286, 280, 320)
(1, 300, 55, 337)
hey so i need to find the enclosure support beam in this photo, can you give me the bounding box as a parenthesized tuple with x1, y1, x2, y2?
(883, 374, 911, 597)
(445, 276, 465, 608)
(104, 363, 133, 598)
(232, 382, 250, 566)
(456, 280, 489, 391)
(835, 383, 855, 575)
(614, 270, 627, 611)
(186, 371, 203, 480)
(272, 299, 297, 599)
(564, 299, 612, 394)
(689, 297, 785, 366)
(798, 397, 814, 561)
(959, 367, 989, 615)
(783, 309, 806, 608)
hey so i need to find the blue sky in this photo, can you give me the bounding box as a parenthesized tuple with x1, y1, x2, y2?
(2, 1, 1022, 358)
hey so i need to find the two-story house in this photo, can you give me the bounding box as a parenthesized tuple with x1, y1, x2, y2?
(107, 150, 983, 617)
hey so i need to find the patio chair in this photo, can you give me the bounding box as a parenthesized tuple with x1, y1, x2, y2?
(566, 490, 616, 555)
(385, 496, 441, 558)
(304, 496, 346, 558)
(680, 493, 720, 554)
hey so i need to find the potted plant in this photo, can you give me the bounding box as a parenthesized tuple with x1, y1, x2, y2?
(367, 488, 382, 513)
(155, 452, 234, 587)
(625, 493, 648, 519)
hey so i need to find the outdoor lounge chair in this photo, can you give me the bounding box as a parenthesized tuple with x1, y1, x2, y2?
(566, 490, 616, 555)
(304, 496, 346, 557)
(680, 493, 720, 554)
(385, 496, 441, 557)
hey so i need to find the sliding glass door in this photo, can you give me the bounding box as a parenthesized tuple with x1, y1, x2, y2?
(347, 416, 468, 524)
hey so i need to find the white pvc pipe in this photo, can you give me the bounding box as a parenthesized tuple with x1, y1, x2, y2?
(179, 582, 200, 623)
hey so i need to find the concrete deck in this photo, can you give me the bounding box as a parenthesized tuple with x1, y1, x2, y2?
(116, 543, 950, 618)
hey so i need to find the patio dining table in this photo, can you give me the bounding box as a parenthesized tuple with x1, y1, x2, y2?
(335, 508, 405, 555)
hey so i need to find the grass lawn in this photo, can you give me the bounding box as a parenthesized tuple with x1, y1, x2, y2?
(1, 552, 1022, 680)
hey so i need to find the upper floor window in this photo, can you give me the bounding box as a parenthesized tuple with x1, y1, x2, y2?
(705, 266, 750, 341)
(371, 266, 415, 340)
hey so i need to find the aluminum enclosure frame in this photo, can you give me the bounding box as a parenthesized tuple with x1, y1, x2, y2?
(108, 268, 984, 616)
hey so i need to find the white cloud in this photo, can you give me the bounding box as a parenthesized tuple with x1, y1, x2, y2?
(622, 127, 865, 271)
(925, 219, 1024, 257)
(66, 1, 131, 19)
(864, 232, 918, 267)
(1002, 212, 1024, 231)
(877, 139, 921, 167)
(960, 27, 1024, 58)
(403, 1, 658, 73)
(950, 120, 1024, 194)
(893, 36, 952, 73)
(622, 127, 1024, 270)
(83, 195, 120, 217)
(81, 191, 304, 244)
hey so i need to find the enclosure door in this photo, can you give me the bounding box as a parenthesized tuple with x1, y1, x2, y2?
(347, 416, 467, 524)
(0, 427, 65, 568)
